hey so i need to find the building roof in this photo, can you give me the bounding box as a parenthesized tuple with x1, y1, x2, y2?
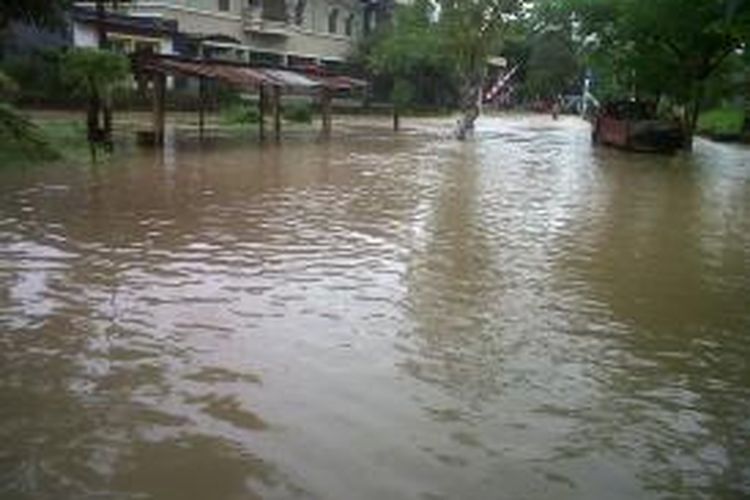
(73, 6, 178, 38)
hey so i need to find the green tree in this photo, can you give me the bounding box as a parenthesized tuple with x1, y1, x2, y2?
(61, 48, 130, 153)
(561, 0, 750, 149)
(524, 28, 580, 100)
(368, 0, 519, 139)
(0, 70, 58, 160)
(0, 0, 71, 31)
(440, 0, 520, 138)
(367, 0, 449, 127)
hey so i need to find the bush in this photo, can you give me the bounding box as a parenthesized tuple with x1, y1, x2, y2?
(1, 48, 72, 106)
(697, 107, 745, 136)
(221, 104, 260, 125)
(0, 103, 60, 162)
(61, 48, 130, 97)
(283, 101, 313, 123)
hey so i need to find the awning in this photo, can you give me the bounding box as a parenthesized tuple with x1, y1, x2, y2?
(136, 55, 368, 91)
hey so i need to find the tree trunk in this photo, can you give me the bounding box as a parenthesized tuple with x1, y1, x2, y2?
(103, 93, 113, 151)
(682, 81, 705, 151)
(455, 73, 484, 140)
(393, 107, 399, 132)
(87, 77, 102, 147)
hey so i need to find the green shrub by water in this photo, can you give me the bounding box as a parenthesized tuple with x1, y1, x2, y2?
(697, 107, 745, 136)
(0, 117, 89, 167)
(283, 102, 313, 123)
(221, 104, 260, 125)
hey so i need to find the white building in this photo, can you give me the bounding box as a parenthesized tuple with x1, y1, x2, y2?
(74, 0, 381, 66)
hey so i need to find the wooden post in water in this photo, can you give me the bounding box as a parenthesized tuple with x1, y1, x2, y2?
(258, 85, 266, 141)
(321, 87, 332, 137)
(198, 76, 206, 138)
(272, 85, 282, 142)
(152, 72, 166, 145)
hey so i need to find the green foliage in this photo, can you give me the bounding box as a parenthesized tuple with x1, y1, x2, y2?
(390, 78, 415, 109)
(368, 0, 444, 78)
(283, 101, 313, 123)
(61, 48, 131, 99)
(438, 0, 519, 77)
(0, 117, 92, 167)
(221, 103, 260, 125)
(0, 70, 58, 159)
(543, 0, 750, 144)
(563, 0, 750, 101)
(366, 0, 454, 107)
(524, 29, 579, 98)
(697, 107, 745, 135)
(0, 70, 18, 100)
(1, 48, 73, 105)
(366, 0, 520, 111)
(0, 102, 60, 161)
(0, 0, 70, 30)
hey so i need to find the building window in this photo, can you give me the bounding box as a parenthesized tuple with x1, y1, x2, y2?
(294, 0, 306, 26)
(328, 8, 338, 34)
(218, 0, 230, 11)
(344, 14, 355, 36)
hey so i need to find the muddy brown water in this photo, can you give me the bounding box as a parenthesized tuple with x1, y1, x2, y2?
(1, 115, 749, 500)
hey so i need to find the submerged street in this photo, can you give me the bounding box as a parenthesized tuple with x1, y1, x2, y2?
(1, 116, 749, 499)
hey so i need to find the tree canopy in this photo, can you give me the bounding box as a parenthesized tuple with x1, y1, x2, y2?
(367, 0, 520, 137)
(61, 48, 131, 98)
(0, 0, 71, 31)
(555, 0, 750, 145)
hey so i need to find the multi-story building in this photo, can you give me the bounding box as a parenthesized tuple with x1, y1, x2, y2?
(73, 0, 393, 68)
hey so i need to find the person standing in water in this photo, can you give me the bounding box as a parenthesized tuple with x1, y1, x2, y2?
(551, 95, 561, 120)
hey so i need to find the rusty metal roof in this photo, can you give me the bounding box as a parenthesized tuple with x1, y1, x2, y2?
(263, 68, 320, 88)
(137, 55, 367, 92)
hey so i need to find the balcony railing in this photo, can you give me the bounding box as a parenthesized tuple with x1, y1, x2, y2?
(242, 6, 289, 36)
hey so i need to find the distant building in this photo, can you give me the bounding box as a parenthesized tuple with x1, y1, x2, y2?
(71, 6, 180, 55)
(72, 0, 394, 68)
(0, 6, 181, 58)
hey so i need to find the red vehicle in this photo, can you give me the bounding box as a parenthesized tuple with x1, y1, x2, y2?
(592, 100, 685, 153)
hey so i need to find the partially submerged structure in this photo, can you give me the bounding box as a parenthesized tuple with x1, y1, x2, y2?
(592, 100, 685, 153)
(135, 53, 367, 143)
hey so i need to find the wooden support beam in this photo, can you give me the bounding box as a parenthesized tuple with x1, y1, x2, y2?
(152, 72, 166, 145)
(198, 76, 206, 138)
(272, 85, 282, 142)
(321, 87, 332, 137)
(258, 85, 266, 141)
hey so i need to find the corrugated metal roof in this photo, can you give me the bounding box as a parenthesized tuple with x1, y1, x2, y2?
(137, 55, 367, 92)
(263, 69, 320, 88)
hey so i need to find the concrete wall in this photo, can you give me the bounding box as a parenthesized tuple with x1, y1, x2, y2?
(73, 22, 99, 47)
(72, 21, 174, 54)
(130, 2, 245, 41)
(283, 27, 355, 59)
(124, 0, 361, 60)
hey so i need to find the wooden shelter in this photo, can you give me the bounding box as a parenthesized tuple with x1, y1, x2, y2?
(134, 54, 368, 144)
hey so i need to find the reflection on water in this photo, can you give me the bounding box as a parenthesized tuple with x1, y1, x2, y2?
(1, 116, 749, 499)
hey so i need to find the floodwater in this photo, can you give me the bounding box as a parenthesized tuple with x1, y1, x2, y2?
(1, 115, 749, 500)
